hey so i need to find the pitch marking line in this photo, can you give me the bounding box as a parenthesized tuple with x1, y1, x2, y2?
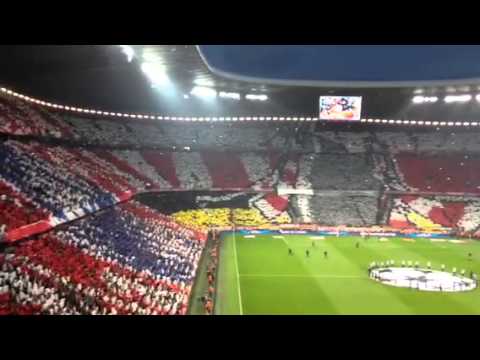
(233, 231, 244, 315)
(280, 237, 290, 248)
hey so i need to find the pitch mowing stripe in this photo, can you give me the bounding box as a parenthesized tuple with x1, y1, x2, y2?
(233, 231, 244, 315)
(240, 274, 365, 279)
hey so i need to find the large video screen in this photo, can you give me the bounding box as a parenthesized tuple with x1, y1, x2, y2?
(319, 96, 362, 121)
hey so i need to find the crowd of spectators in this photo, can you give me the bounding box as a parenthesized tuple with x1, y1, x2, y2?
(392, 153, 480, 193)
(0, 96, 62, 138)
(0, 201, 204, 315)
(0, 140, 116, 221)
(292, 195, 378, 226)
(0, 181, 50, 233)
(305, 154, 383, 191)
(388, 195, 480, 235)
(4, 92, 480, 246)
(173, 207, 291, 231)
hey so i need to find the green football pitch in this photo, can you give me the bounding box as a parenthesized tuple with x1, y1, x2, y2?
(214, 233, 480, 315)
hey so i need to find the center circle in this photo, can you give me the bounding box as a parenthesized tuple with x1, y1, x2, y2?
(370, 267, 477, 292)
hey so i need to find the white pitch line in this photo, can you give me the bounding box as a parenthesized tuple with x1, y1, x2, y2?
(280, 237, 290, 248)
(232, 231, 244, 315)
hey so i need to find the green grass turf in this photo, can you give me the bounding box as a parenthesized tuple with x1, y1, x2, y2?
(215, 233, 480, 315)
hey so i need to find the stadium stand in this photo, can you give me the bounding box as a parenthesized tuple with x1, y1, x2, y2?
(387, 195, 480, 235)
(0, 181, 50, 232)
(305, 154, 383, 191)
(3, 89, 480, 314)
(292, 195, 379, 226)
(0, 201, 204, 315)
(393, 153, 480, 193)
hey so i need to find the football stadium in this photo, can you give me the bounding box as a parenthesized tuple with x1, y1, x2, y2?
(1, 45, 480, 315)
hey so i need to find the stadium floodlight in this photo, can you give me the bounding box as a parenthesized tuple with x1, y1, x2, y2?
(444, 94, 472, 103)
(245, 94, 268, 101)
(412, 96, 424, 104)
(190, 86, 217, 99)
(183, 94, 190, 99)
(141, 62, 171, 87)
(219, 91, 241, 100)
(413, 96, 438, 104)
(476, 94, 480, 102)
(119, 45, 135, 63)
(194, 78, 214, 87)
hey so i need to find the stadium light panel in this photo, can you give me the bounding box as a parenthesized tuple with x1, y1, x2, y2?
(219, 91, 241, 100)
(141, 62, 171, 87)
(476, 94, 480, 102)
(119, 45, 135, 63)
(194, 78, 215, 87)
(245, 94, 268, 101)
(190, 86, 217, 99)
(412, 96, 424, 104)
(444, 94, 472, 103)
(413, 96, 438, 104)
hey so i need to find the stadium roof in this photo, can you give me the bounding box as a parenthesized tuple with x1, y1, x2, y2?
(1, 45, 480, 120)
(198, 45, 480, 87)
